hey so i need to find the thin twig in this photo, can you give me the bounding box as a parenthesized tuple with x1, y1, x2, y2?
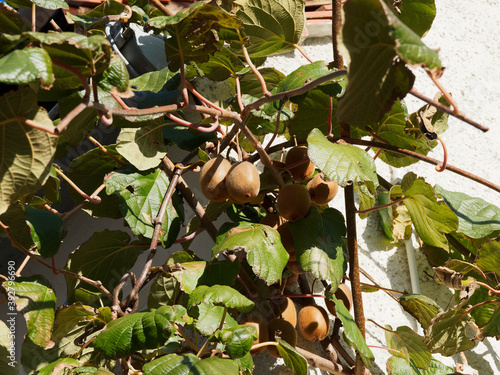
(166, 113, 220, 133)
(294, 44, 314, 63)
(238, 29, 271, 97)
(435, 135, 448, 172)
(55, 168, 101, 204)
(87, 135, 128, 166)
(295, 346, 354, 375)
(332, 0, 344, 69)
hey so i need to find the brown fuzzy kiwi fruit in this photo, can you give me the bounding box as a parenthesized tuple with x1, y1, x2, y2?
(306, 174, 339, 205)
(297, 305, 330, 342)
(225, 161, 260, 204)
(325, 283, 353, 316)
(277, 184, 310, 222)
(260, 213, 286, 230)
(277, 222, 295, 261)
(240, 315, 269, 355)
(285, 146, 315, 181)
(199, 156, 231, 201)
(273, 297, 297, 328)
(267, 318, 297, 357)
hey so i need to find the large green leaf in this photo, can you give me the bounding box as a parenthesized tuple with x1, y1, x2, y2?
(397, 0, 436, 38)
(57, 93, 98, 145)
(93, 305, 180, 358)
(96, 55, 129, 93)
(7, 275, 56, 348)
(43, 164, 60, 203)
(289, 207, 347, 288)
(198, 47, 244, 81)
(188, 285, 254, 312)
(193, 304, 238, 336)
(37, 358, 80, 375)
(0, 3, 30, 34)
(218, 325, 257, 359)
(476, 237, 500, 277)
(385, 325, 431, 369)
(32, 0, 69, 10)
(129, 67, 179, 93)
(116, 120, 168, 171)
(65, 230, 148, 304)
(143, 353, 239, 375)
(327, 295, 374, 366)
(239, 67, 285, 97)
(435, 186, 500, 239)
(52, 303, 95, 342)
(234, 0, 305, 57)
(424, 304, 475, 356)
(387, 356, 453, 375)
(106, 169, 183, 247)
(212, 222, 289, 284)
(67, 145, 124, 219)
(399, 294, 443, 330)
(337, 0, 415, 127)
(148, 272, 183, 309)
(276, 339, 308, 375)
(480, 305, 500, 339)
(0, 320, 19, 375)
(307, 128, 379, 188)
(147, 2, 241, 71)
(24, 204, 65, 258)
(381, 1, 442, 74)
(277, 61, 335, 93)
(0, 88, 57, 215)
(400, 173, 458, 250)
(0, 203, 35, 250)
(0, 48, 53, 88)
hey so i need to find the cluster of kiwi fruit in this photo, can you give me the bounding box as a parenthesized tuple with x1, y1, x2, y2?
(239, 284, 353, 358)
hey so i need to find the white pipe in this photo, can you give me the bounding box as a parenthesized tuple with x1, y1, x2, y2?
(405, 232, 421, 295)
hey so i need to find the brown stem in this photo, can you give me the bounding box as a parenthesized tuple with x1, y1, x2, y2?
(87, 135, 128, 166)
(238, 30, 271, 97)
(149, 0, 172, 16)
(435, 135, 448, 172)
(467, 298, 500, 313)
(409, 88, 488, 132)
(264, 109, 282, 152)
(295, 346, 354, 375)
(345, 182, 367, 375)
(359, 267, 400, 303)
(24, 118, 57, 135)
(0, 220, 113, 301)
(294, 44, 314, 63)
(55, 168, 101, 204)
(332, 0, 344, 69)
(426, 71, 460, 115)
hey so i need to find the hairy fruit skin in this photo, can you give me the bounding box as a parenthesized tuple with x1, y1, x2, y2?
(240, 315, 269, 355)
(325, 283, 353, 316)
(277, 184, 311, 222)
(297, 305, 330, 342)
(306, 174, 339, 205)
(285, 146, 315, 181)
(267, 318, 297, 358)
(225, 161, 260, 204)
(199, 156, 231, 202)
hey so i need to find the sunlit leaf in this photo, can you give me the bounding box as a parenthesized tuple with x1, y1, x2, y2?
(198, 47, 244, 81)
(276, 339, 307, 375)
(106, 169, 184, 247)
(218, 325, 257, 359)
(378, 191, 394, 240)
(97, 55, 130, 94)
(143, 353, 238, 375)
(479, 305, 500, 339)
(188, 285, 254, 312)
(0, 48, 53, 88)
(399, 294, 443, 330)
(0, 87, 57, 215)
(52, 303, 95, 342)
(193, 304, 238, 336)
(212, 222, 289, 284)
(0, 3, 30, 34)
(148, 272, 183, 309)
(37, 358, 80, 375)
(385, 325, 431, 369)
(130, 67, 180, 93)
(397, 0, 436, 38)
(239, 67, 285, 97)
(307, 128, 379, 188)
(476, 237, 500, 277)
(32, 0, 69, 10)
(0, 320, 20, 375)
(387, 356, 453, 375)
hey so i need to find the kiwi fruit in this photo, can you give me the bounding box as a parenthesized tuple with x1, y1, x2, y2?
(199, 155, 231, 201)
(273, 297, 297, 328)
(267, 318, 297, 357)
(325, 283, 353, 316)
(240, 315, 269, 355)
(277, 222, 295, 261)
(277, 184, 310, 222)
(285, 146, 315, 181)
(306, 174, 339, 205)
(260, 213, 286, 229)
(225, 161, 260, 204)
(297, 305, 330, 342)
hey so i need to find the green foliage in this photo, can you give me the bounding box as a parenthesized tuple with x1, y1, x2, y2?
(1, 0, 498, 374)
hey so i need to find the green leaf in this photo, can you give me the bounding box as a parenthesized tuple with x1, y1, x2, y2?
(327, 295, 374, 366)
(0, 320, 19, 375)
(52, 303, 95, 342)
(277, 61, 335, 93)
(38, 358, 80, 375)
(337, 0, 415, 127)
(400, 172, 458, 250)
(172, 261, 207, 294)
(381, 0, 442, 73)
(193, 304, 238, 336)
(67, 366, 114, 375)
(143, 353, 239, 375)
(65, 230, 147, 304)
(399, 294, 443, 330)
(57, 93, 98, 145)
(32, 0, 69, 10)
(234, 352, 253, 374)
(212, 222, 289, 284)
(476, 237, 500, 277)
(385, 325, 431, 369)
(106, 169, 183, 247)
(164, 125, 217, 152)
(129, 67, 180, 93)
(93, 305, 178, 358)
(0, 48, 53, 88)
(0, 3, 30, 34)
(116, 120, 168, 171)
(7, 275, 56, 347)
(97, 55, 130, 93)
(466, 286, 498, 328)
(24, 205, 65, 258)
(43, 164, 60, 203)
(0, 87, 57, 215)
(378, 191, 394, 240)
(289, 207, 347, 288)
(276, 339, 308, 375)
(0, 202, 35, 250)
(67, 145, 124, 219)
(188, 285, 254, 313)
(198, 47, 244, 81)
(480, 305, 500, 339)
(218, 325, 257, 359)
(148, 272, 183, 309)
(239, 67, 285, 97)
(234, 0, 305, 57)
(435, 186, 500, 239)
(387, 356, 453, 375)
(424, 304, 475, 356)
(397, 0, 436, 38)
(307, 128, 379, 188)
